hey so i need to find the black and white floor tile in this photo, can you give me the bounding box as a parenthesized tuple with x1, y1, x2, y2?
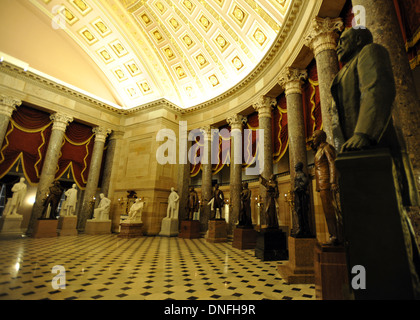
(0, 235, 315, 300)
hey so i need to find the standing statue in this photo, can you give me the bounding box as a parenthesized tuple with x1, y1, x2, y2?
(93, 193, 111, 221)
(4, 177, 27, 216)
(311, 130, 342, 245)
(331, 27, 411, 206)
(259, 174, 279, 229)
(166, 187, 179, 219)
(238, 182, 252, 228)
(293, 162, 312, 238)
(211, 184, 224, 220)
(127, 198, 144, 223)
(61, 184, 78, 216)
(41, 180, 63, 219)
(186, 187, 199, 220)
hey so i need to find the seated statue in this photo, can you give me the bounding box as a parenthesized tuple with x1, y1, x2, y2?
(92, 193, 111, 221)
(127, 198, 144, 223)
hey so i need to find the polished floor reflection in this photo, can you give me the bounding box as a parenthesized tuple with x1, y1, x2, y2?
(0, 235, 315, 300)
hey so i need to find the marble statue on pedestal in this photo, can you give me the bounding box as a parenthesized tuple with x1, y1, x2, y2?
(92, 193, 111, 221)
(211, 184, 224, 220)
(3, 177, 27, 216)
(166, 187, 179, 219)
(61, 184, 78, 216)
(126, 198, 144, 223)
(41, 181, 63, 219)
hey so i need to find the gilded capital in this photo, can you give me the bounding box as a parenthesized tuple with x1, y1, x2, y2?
(278, 67, 308, 96)
(227, 114, 247, 130)
(93, 126, 111, 143)
(252, 96, 277, 119)
(304, 17, 344, 57)
(50, 112, 73, 132)
(0, 95, 22, 117)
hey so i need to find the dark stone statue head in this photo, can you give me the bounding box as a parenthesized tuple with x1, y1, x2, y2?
(336, 28, 373, 63)
(294, 162, 304, 172)
(312, 130, 327, 149)
(243, 182, 248, 189)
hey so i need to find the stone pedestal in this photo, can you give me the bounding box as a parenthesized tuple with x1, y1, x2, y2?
(232, 227, 257, 249)
(119, 222, 143, 238)
(179, 220, 200, 239)
(57, 216, 78, 236)
(277, 237, 317, 284)
(159, 218, 179, 237)
(85, 219, 111, 235)
(255, 228, 288, 261)
(336, 149, 420, 299)
(32, 219, 58, 238)
(0, 215, 23, 236)
(314, 243, 349, 300)
(207, 219, 227, 243)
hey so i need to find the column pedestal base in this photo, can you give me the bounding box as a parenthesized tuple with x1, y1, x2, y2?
(85, 219, 111, 235)
(33, 219, 58, 238)
(232, 227, 257, 249)
(159, 218, 179, 237)
(206, 220, 227, 243)
(277, 236, 316, 284)
(57, 216, 78, 236)
(118, 223, 143, 238)
(255, 228, 288, 261)
(179, 220, 200, 239)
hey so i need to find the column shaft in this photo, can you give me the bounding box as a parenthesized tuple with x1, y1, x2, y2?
(200, 128, 212, 233)
(100, 131, 123, 197)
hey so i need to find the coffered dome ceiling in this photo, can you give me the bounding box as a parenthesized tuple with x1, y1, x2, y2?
(25, 0, 293, 109)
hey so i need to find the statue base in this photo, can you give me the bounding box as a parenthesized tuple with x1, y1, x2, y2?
(336, 148, 420, 299)
(179, 220, 200, 239)
(85, 219, 112, 235)
(0, 214, 23, 237)
(57, 216, 78, 236)
(314, 242, 349, 300)
(232, 226, 257, 249)
(255, 228, 288, 261)
(159, 218, 179, 237)
(206, 220, 227, 243)
(32, 219, 58, 238)
(119, 222, 143, 238)
(277, 237, 316, 284)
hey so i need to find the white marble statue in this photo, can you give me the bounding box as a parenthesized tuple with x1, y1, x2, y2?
(4, 177, 27, 216)
(127, 198, 144, 223)
(61, 184, 78, 216)
(166, 187, 179, 219)
(93, 193, 111, 221)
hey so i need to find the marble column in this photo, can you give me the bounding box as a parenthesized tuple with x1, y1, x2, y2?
(200, 125, 213, 233)
(26, 112, 73, 235)
(304, 17, 344, 148)
(351, 0, 420, 203)
(252, 96, 276, 225)
(0, 95, 22, 147)
(78, 126, 111, 232)
(227, 114, 247, 235)
(100, 130, 124, 197)
(278, 67, 309, 180)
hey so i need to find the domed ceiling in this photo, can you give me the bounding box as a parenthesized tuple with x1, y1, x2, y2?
(28, 0, 293, 109)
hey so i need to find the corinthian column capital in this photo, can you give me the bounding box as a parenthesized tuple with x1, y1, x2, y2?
(304, 17, 344, 57)
(252, 96, 277, 119)
(278, 67, 308, 96)
(50, 112, 73, 132)
(0, 95, 22, 117)
(93, 126, 111, 143)
(227, 114, 247, 130)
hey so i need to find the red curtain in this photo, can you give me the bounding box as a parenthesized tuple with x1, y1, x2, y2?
(55, 121, 94, 189)
(0, 105, 52, 184)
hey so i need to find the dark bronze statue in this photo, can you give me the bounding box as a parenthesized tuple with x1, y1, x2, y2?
(41, 180, 63, 219)
(211, 183, 224, 220)
(311, 130, 342, 245)
(186, 186, 199, 220)
(259, 174, 279, 229)
(293, 162, 312, 238)
(238, 182, 252, 228)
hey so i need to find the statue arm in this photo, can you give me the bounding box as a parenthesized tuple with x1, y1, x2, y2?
(325, 145, 338, 188)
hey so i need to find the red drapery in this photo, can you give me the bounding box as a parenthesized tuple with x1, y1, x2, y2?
(0, 105, 52, 184)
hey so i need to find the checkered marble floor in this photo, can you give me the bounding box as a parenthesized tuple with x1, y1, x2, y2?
(0, 234, 315, 300)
